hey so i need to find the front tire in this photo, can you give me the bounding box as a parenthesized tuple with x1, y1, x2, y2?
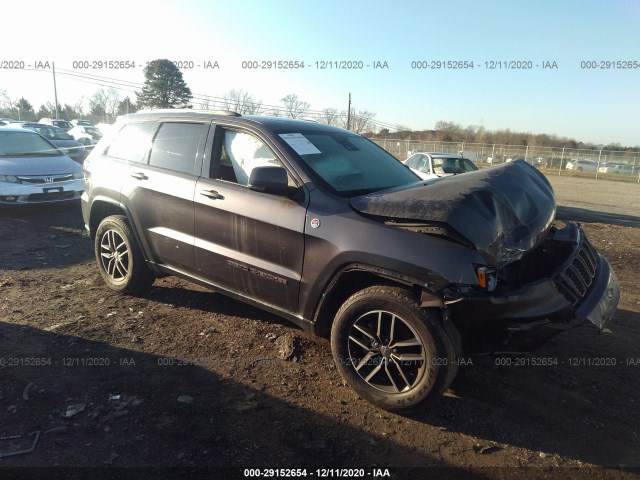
(331, 286, 459, 412)
(95, 215, 155, 294)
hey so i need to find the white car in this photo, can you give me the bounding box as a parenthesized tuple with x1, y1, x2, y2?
(68, 125, 103, 145)
(0, 127, 84, 205)
(565, 160, 598, 172)
(404, 152, 478, 180)
(39, 118, 74, 131)
(598, 163, 633, 174)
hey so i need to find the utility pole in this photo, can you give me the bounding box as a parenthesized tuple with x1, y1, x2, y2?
(52, 61, 60, 119)
(347, 93, 351, 130)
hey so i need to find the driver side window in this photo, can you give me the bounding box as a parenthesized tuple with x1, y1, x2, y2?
(218, 130, 283, 185)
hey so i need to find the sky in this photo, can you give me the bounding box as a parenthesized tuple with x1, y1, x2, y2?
(1, 0, 639, 146)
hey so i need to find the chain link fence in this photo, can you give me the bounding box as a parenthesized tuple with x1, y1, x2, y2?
(372, 139, 640, 183)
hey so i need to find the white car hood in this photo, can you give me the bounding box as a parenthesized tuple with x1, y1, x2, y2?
(0, 154, 81, 175)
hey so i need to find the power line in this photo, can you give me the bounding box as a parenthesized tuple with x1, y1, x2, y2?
(18, 67, 410, 131)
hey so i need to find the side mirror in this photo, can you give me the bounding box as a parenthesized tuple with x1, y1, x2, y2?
(248, 166, 290, 196)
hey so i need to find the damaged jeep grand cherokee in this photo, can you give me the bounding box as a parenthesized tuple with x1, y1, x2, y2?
(81, 111, 620, 411)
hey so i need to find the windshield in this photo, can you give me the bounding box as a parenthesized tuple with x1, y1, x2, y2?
(279, 131, 419, 196)
(0, 131, 63, 157)
(433, 157, 478, 174)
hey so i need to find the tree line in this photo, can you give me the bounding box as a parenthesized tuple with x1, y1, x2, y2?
(368, 121, 634, 152)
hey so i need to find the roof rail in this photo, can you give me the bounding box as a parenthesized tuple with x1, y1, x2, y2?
(136, 108, 241, 116)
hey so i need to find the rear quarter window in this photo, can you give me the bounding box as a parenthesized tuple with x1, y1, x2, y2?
(106, 122, 157, 163)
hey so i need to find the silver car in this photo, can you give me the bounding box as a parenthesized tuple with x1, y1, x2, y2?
(0, 127, 84, 205)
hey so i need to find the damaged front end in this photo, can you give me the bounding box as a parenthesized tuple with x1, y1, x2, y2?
(350, 160, 620, 352)
(444, 221, 620, 351)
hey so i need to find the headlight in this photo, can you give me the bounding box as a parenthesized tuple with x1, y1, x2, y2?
(72, 171, 84, 179)
(475, 266, 498, 291)
(0, 175, 20, 183)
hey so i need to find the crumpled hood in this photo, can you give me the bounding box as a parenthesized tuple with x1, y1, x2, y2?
(350, 160, 556, 266)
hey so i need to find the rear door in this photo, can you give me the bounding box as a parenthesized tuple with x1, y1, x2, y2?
(193, 125, 307, 314)
(119, 120, 208, 272)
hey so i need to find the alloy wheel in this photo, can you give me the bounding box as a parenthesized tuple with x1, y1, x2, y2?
(99, 229, 130, 281)
(347, 310, 427, 393)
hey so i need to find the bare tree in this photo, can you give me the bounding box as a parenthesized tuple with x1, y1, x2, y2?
(281, 94, 310, 119)
(105, 88, 120, 121)
(320, 107, 342, 126)
(223, 89, 263, 114)
(74, 96, 86, 118)
(0, 91, 19, 118)
(434, 120, 463, 142)
(89, 90, 108, 122)
(349, 110, 376, 133)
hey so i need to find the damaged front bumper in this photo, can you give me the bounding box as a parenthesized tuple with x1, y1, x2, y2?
(444, 222, 621, 350)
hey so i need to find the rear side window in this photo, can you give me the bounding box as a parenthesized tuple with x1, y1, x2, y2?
(149, 122, 206, 175)
(107, 122, 157, 163)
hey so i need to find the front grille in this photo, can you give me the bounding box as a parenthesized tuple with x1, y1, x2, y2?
(28, 191, 76, 202)
(17, 175, 74, 184)
(554, 234, 598, 306)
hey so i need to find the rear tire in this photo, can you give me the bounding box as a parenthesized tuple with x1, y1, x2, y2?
(95, 215, 155, 294)
(331, 286, 459, 411)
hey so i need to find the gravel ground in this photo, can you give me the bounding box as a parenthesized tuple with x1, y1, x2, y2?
(0, 174, 639, 480)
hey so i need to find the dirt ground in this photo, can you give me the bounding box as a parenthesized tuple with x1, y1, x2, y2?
(1, 175, 639, 480)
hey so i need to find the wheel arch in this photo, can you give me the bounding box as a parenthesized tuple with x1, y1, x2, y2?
(311, 264, 444, 337)
(88, 197, 131, 239)
(88, 198, 163, 276)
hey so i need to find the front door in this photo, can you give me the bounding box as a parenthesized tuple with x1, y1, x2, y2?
(194, 126, 307, 314)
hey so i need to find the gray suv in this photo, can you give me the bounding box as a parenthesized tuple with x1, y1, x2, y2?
(81, 110, 620, 411)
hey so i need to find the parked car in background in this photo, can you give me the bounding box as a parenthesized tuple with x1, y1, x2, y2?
(598, 163, 633, 174)
(565, 159, 598, 172)
(71, 119, 94, 127)
(0, 126, 84, 205)
(39, 118, 74, 131)
(533, 157, 547, 167)
(68, 125, 103, 145)
(404, 152, 478, 180)
(18, 123, 86, 163)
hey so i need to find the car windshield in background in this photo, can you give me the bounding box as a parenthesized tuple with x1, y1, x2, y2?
(433, 157, 477, 174)
(281, 131, 418, 196)
(23, 125, 74, 141)
(44, 128, 74, 140)
(0, 131, 62, 157)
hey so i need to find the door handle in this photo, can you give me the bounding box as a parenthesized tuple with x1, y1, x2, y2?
(200, 189, 224, 200)
(130, 172, 148, 180)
